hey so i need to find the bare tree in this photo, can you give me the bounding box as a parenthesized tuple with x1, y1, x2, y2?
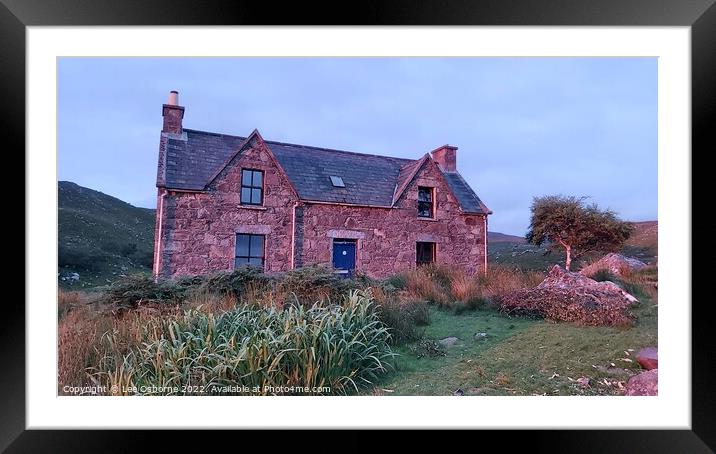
(526, 195, 633, 271)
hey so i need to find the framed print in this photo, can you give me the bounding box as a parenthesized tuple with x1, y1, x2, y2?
(5, 0, 715, 450)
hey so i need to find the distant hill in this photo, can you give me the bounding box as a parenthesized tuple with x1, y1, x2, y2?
(488, 220, 657, 271)
(622, 220, 658, 263)
(625, 221, 658, 251)
(58, 181, 156, 288)
(488, 231, 526, 244)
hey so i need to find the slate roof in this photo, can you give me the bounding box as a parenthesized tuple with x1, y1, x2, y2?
(442, 172, 490, 214)
(160, 128, 489, 214)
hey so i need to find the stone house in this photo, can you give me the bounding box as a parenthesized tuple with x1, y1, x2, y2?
(153, 91, 492, 280)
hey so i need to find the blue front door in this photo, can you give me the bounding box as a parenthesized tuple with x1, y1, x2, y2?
(332, 239, 356, 276)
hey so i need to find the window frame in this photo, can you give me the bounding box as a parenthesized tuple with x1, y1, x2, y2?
(417, 186, 435, 218)
(416, 241, 436, 266)
(235, 233, 266, 269)
(240, 168, 265, 206)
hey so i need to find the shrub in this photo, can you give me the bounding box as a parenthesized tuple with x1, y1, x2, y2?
(369, 286, 428, 344)
(480, 265, 544, 298)
(196, 266, 273, 300)
(420, 264, 459, 292)
(278, 265, 357, 305)
(383, 273, 407, 290)
(403, 267, 450, 306)
(88, 289, 395, 395)
(98, 273, 186, 310)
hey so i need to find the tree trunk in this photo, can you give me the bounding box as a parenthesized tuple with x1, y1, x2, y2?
(565, 245, 572, 271)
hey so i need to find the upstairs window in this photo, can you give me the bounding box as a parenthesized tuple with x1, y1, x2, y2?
(416, 242, 436, 266)
(241, 169, 264, 205)
(235, 233, 265, 269)
(418, 186, 434, 218)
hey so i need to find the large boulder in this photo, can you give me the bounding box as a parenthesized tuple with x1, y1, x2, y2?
(499, 265, 636, 326)
(581, 253, 648, 277)
(636, 347, 658, 370)
(538, 265, 639, 304)
(625, 369, 658, 396)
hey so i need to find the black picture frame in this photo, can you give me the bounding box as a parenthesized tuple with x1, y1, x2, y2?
(5, 0, 714, 450)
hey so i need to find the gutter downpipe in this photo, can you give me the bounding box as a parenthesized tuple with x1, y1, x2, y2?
(484, 215, 488, 277)
(290, 201, 299, 269)
(153, 189, 165, 281)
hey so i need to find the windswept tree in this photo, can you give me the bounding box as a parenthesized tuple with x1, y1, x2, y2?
(526, 195, 633, 271)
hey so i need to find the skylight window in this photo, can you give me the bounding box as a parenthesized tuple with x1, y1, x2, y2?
(330, 176, 345, 187)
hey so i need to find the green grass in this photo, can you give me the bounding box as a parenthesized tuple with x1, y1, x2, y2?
(370, 296, 657, 396)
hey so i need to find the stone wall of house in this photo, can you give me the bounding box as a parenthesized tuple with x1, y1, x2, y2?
(299, 158, 487, 278)
(155, 141, 487, 280)
(155, 138, 298, 278)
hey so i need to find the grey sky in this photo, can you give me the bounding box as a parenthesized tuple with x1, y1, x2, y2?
(58, 57, 657, 235)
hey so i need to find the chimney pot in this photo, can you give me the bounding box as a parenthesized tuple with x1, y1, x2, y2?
(168, 90, 179, 105)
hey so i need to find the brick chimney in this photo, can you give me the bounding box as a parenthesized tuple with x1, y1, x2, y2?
(431, 144, 458, 172)
(162, 90, 184, 134)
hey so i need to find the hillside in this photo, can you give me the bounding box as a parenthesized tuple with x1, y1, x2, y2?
(488, 220, 658, 271)
(623, 220, 658, 259)
(58, 181, 156, 288)
(488, 231, 526, 244)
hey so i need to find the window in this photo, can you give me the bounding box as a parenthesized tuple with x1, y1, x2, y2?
(235, 233, 265, 269)
(418, 186, 434, 218)
(329, 175, 345, 187)
(416, 242, 436, 266)
(241, 169, 264, 205)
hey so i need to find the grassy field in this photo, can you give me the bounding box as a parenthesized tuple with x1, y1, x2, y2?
(370, 296, 657, 396)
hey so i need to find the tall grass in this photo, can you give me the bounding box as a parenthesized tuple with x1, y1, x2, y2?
(58, 289, 85, 319)
(86, 289, 395, 395)
(369, 286, 429, 344)
(398, 264, 545, 312)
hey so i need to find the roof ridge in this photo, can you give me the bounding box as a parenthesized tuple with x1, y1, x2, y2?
(183, 127, 414, 163)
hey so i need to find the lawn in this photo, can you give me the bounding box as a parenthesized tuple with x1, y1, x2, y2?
(369, 295, 657, 396)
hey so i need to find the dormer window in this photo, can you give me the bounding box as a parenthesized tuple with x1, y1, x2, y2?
(418, 186, 434, 218)
(241, 169, 264, 205)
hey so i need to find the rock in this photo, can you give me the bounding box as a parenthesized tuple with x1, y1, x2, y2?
(439, 337, 459, 347)
(576, 377, 591, 388)
(537, 265, 638, 304)
(636, 347, 658, 370)
(474, 332, 489, 339)
(625, 369, 658, 396)
(500, 265, 637, 326)
(69, 272, 80, 281)
(453, 388, 464, 396)
(581, 253, 647, 277)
